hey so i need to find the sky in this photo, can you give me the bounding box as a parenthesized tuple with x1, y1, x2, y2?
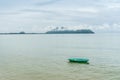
(0, 0, 120, 32)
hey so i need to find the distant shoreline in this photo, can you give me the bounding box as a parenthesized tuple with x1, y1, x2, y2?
(0, 33, 45, 35)
(0, 29, 95, 35)
(0, 33, 95, 35)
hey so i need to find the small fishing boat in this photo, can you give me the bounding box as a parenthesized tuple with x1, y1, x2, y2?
(68, 58, 89, 63)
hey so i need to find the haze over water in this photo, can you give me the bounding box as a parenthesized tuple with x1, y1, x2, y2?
(0, 33, 120, 80)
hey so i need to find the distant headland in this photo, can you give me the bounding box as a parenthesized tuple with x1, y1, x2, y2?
(0, 31, 42, 35)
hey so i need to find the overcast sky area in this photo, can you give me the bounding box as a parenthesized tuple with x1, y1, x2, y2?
(0, 0, 120, 32)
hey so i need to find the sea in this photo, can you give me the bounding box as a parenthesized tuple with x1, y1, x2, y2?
(0, 33, 120, 80)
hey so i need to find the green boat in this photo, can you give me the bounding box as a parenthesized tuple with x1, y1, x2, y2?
(68, 58, 89, 63)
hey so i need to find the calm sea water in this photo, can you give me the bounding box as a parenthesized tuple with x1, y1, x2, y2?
(0, 33, 120, 80)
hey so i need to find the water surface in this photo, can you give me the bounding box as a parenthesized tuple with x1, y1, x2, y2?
(0, 33, 120, 80)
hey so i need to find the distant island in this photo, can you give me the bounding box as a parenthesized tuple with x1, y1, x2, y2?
(0, 27, 95, 35)
(46, 27, 94, 34)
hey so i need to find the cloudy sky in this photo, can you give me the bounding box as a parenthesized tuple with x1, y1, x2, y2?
(0, 0, 120, 32)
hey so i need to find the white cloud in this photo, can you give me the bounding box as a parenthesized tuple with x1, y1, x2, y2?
(107, 3, 120, 9)
(0, 0, 120, 32)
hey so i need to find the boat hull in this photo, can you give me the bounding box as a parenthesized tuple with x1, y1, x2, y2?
(68, 58, 89, 63)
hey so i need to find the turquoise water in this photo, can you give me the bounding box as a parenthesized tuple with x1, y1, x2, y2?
(0, 33, 120, 80)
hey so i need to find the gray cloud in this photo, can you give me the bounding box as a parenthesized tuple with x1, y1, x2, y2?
(0, 12, 21, 15)
(35, 0, 60, 6)
(21, 9, 55, 14)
